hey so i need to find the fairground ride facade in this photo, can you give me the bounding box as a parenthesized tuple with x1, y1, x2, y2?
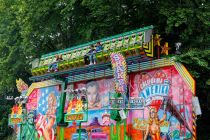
(9, 25, 197, 140)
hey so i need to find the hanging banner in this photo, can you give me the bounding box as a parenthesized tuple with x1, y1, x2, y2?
(110, 53, 127, 94)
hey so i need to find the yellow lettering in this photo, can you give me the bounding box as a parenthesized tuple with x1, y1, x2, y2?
(10, 118, 22, 124)
(66, 114, 84, 121)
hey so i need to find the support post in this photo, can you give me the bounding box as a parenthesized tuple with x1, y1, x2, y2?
(19, 124, 22, 140)
(124, 119, 127, 140)
(56, 77, 68, 140)
(79, 122, 81, 140)
(116, 121, 120, 140)
(57, 78, 68, 123)
(60, 127, 64, 140)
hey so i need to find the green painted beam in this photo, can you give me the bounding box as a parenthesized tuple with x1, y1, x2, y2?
(29, 55, 149, 81)
(67, 58, 173, 83)
(30, 58, 175, 83)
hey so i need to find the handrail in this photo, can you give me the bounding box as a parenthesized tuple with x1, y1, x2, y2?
(41, 25, 153, 58)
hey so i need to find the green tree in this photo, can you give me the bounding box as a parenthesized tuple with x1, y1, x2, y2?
(0, 0, 209, 139)
(159, 0, 210, 48)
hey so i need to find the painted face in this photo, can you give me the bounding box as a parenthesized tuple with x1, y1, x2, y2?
(103, 116, 110, 124)
(104, 96, 109, 105)
(27, 112, 34, 124)
(150, 109, 156, 118)
(48, 93, 56, 108)
(87, 85, 97, 104)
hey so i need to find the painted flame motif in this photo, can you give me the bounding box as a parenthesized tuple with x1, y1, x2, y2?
(11, 108, 15, 116)
(75, 99, 83, 113)
(67, 101, 73, 114)
(67, 98, 83, 114)
(11, 104, 22, 117)
(17, 104, 22, 115)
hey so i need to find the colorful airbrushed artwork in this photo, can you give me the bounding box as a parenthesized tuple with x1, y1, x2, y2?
(26, 86, 61, 140)
(129, 66, 193, 140)
(62, 66, 193, 140)
(9, 26, 196, 140)
(64, 78, 114, 140)
(110, 52, 128, 94)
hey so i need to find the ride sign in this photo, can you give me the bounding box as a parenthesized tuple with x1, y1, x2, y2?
(110, 97, 125, 108)
(8, 115, 23, 125)
(65, 113, 84, 122)
(110, 53, 128, 94)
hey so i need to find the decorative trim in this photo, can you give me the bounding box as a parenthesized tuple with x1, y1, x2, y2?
(173, 62, 195, 95)
(26, 79, 63, 96)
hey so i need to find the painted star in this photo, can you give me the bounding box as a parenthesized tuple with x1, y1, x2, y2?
(154, 34, 161, 46)
(161, 42, 170, 55)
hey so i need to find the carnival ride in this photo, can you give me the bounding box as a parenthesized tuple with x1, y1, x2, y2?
(8, 25, 197, 140)
(30, 25, 154, 79)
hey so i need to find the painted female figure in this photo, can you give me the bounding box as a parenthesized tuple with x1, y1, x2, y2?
(36, 93, 57, 140)
(144, 108, 166, 140)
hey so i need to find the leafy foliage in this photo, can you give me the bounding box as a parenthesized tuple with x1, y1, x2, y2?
(0, 0, 209, 139)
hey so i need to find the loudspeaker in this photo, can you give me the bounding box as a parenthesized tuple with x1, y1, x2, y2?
(192, 96, 202, 115)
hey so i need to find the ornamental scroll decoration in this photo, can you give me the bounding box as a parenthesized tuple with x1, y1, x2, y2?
(110, 52, 128, 94)
(16, 78, 28, 93)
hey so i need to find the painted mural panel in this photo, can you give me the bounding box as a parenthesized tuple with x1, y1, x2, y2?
(32, 85, 61, 140)
(64, 78, 115, 140)
(129, 66, 193, 140)
(65, 78, 115, 111)
(64, 66, 193, 140)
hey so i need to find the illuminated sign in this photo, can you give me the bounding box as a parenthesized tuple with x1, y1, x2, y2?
(64, 113, 85, 122)
(129, 97, 144, 108)
(110, 97, 125, 108)
(110, 53, 127, 94)
(11, 118, 23, 124)
(110, 97, 145, 109)
(8, 115, 23, 125)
